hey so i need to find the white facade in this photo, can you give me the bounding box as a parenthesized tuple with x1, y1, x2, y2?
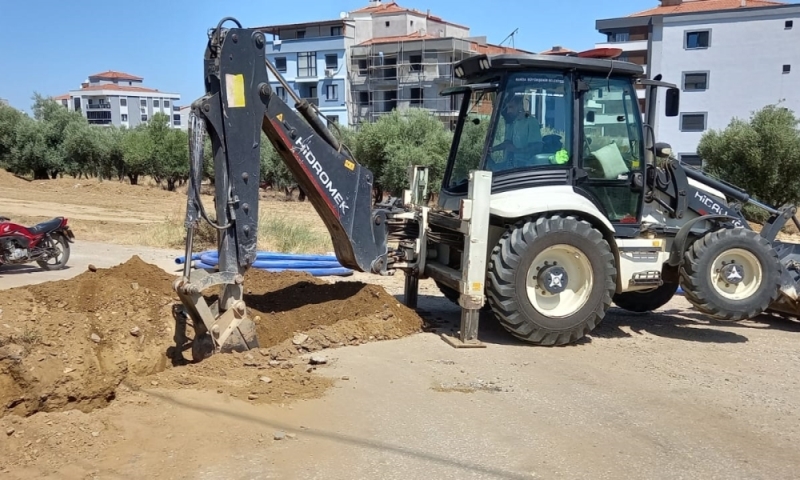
(597, 3, 800, 164)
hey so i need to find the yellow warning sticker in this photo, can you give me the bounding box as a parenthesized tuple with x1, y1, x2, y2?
(225, 73, 246, 108)
(344, 159, 355, 171)
(471, 282, 482, 292)
(276, 113, 284, 122)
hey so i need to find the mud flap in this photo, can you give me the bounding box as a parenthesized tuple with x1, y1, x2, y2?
(767, 240, 800, 317)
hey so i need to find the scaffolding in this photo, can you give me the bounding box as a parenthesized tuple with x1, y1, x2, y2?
(347, 36, 482, 127)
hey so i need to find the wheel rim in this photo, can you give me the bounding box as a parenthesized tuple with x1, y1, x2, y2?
(709, 248, 762, 300)
(526, 244, 593, 318)
(41, 237, 64, 266)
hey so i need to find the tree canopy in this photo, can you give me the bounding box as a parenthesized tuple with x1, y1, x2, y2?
(698, 104, 800, 209)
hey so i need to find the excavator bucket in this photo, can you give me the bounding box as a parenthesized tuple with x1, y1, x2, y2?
(766, 240, 800, 318)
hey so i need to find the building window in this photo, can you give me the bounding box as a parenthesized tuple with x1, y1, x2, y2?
(683, 72, 709, 91)
(326, 115, 339, 127)
(385, 21, 390, 27)
(325, 54, 338, 70)
(685, 30, 710, 49)
(276, 86, 286, 100)
(140, 98, 147, 107)
(326, 84, 338, 100)
(331, 26, 342, 36)
(154, 99, 160, 108)
(120, 98, 127, 107)
(784, 64, 791, 74)
(359, 91, 369, 104)
(173, 114, 181, 126)
(296, 30, 305, 39)
(608, 31, 630, 42)
(164, 100, 170, 108)
(680, 113, 707, 132)
(358, 59, 368, 75)
(141, 114, 148, 122)
(121, 114, 128, 122)
(410, 87, 422, 106)
(275, 57, 287, 72)
(679, 154, 703, 169)
(297, 52, 317, 77)
(786, 20, 794, 29)
(409, 54, 422, 72)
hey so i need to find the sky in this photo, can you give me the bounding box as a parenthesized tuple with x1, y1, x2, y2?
(0, 0, 697, 112)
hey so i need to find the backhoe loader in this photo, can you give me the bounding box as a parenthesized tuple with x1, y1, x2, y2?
(173, 17, 800, 358)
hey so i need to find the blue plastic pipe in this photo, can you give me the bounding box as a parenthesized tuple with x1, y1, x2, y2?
(192, 261, 352, 276)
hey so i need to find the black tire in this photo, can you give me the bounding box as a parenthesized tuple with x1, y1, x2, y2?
(486, 215, 617, 346)
(679, 227, 780, 321)
(36, 233, 70, 271)
(612, 281, 679, 313)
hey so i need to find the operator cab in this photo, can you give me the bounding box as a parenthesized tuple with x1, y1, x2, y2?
(440, 53, 659, 230)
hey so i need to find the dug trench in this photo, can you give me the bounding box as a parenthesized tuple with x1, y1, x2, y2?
(0, 256, 424, 419)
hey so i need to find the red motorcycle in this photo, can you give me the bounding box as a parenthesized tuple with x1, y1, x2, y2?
(0, 216, 75, 270)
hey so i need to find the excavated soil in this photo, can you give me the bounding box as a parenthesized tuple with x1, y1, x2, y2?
(0, 257, 423, 418)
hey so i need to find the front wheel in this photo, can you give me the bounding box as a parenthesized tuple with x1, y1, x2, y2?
(486, 215, 617, 346)
(679, 227, 780, 321)
(36, 233, 70, 270)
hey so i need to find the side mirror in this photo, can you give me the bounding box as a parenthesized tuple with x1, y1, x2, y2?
(471, 118, 480, 125)
(665, 88, 680, 117)
(655, 142, 672, 158)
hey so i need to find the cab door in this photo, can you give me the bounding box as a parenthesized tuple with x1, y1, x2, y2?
(577, 75, 646, 226)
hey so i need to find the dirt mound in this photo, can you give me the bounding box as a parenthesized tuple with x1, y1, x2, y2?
(0, 257, 423, 418)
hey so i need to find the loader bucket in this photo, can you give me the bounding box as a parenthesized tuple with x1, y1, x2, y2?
(766, 240, 800, 317)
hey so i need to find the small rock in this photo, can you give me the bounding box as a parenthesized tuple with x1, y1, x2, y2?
(63, 368, 75, 374)
(91, 432, 99, 438)
(260, 376, 272, 384)
(131, 282, 139, 290)
(259, 348, 270, 357)
(292, 333, 309, 345)
(269, 360, 281, 367)
(341, 376, 350, 381)
(248, 394, 258, 400)
(90, 333, 101, 343)
(286, 433, 297, 440)
(87, 264, 97, 272)
(274, 431, 285, 440)
(309, 355, 327, 365)
(151, 381, 159, 386)
(6, 428, 14, 436)
(129, 327, 141, 337)
(243, 360, 259, 367)
(244, 353, 255, 361)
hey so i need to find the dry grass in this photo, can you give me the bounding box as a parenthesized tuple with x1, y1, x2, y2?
(137, 210, 332, 254)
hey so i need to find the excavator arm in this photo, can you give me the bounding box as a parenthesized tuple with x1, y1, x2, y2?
(173, 19, 400, 358)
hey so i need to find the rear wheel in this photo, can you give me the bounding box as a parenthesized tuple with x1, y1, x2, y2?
(612, 281, 679, 313)
(36, 233, 70, 271)
(679, 227, 780, 321)
(486, 215, 617, 345)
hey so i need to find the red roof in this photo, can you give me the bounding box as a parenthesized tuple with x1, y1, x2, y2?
(351, 1, 468, 29)
(52, 94, 70, 101)
(358, 31, 525, 54)
(88, 70, 144, 81)
(71, 84, 163, 94)
(630, 0, 784, 17)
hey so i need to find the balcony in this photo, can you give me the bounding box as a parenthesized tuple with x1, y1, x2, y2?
(594, 39, 648, 52)
(86, 103, 111, 110)
(265, 36, 346, 55)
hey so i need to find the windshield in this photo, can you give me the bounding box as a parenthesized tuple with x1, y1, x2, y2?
(485, 72, 573, 174)
(446, 90, 496, 189)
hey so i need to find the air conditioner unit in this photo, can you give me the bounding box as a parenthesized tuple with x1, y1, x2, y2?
(325, 69, 335, 78)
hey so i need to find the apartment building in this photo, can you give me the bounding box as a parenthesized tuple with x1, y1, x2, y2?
(595, 0, 800, 166)
(53, 71, 182, 129)
(0, 98, 8, 106)
(257, 18, 354, 126)
(259, 1, 522, 127)
(348, 0, 524, 126)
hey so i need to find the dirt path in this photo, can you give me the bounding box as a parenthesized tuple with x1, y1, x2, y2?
(2, 171, 800, 479)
